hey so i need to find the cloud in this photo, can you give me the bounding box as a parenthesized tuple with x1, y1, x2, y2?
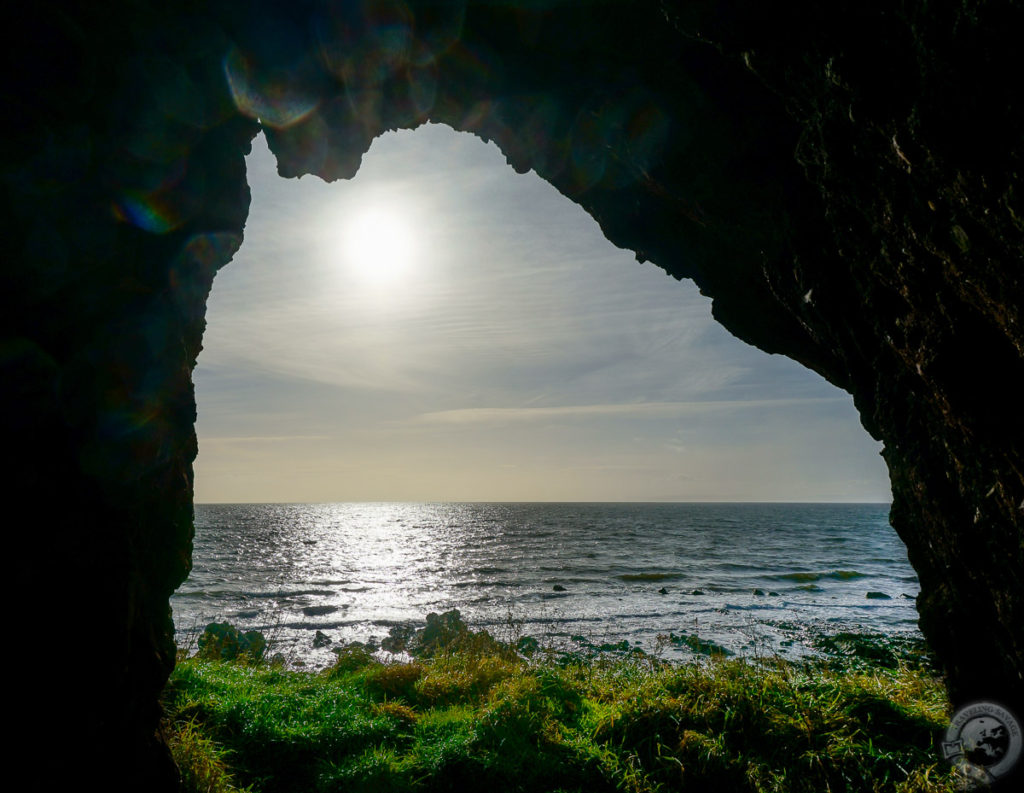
(414, 397, 849, 425)
(199, 434, 333, 444)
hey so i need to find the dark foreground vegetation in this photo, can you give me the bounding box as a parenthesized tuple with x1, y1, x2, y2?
(163, 615, 958, 792)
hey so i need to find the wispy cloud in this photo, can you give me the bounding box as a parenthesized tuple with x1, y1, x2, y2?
(200, 434, 333, 444)
(414, 397, 849, 425)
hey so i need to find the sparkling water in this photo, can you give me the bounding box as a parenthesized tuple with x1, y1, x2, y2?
(172, 502, 920, 666)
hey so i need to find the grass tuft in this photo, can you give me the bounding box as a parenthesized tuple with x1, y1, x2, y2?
(167, 718, 253, 793)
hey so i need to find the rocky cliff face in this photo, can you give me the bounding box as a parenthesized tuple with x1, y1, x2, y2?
(2, 1, 1021, 788)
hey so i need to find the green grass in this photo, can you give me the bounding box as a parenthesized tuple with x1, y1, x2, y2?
(163, 629, 958, 793)
(166, 717, 254, 793)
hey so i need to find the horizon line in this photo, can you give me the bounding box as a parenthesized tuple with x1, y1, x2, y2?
(194, 499, 893, 506)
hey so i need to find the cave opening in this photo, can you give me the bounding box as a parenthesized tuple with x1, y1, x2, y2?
(178, 122, 909, 664)
(196, 124, 892, 503)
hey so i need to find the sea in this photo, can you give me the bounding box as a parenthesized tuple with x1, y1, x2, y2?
(171, 502, 922, 667)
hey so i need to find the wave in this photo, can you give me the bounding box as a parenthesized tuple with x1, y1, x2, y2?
(774, 570, 867, 582)
(301, 605, 342, 617)
(174, 587, 337, 599)
(616, 573, 683, 582)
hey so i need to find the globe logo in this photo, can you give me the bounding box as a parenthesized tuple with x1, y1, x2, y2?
(943, 702, 1021, 786)
(961, 716, 1010, 766)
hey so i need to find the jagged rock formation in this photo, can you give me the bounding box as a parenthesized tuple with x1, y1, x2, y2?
(2, 1, 1021, 789)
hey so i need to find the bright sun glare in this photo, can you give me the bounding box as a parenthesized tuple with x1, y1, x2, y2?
(343, 206, 415, 286)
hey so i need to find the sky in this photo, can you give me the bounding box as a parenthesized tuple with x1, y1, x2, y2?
(192, 124, 891, 503)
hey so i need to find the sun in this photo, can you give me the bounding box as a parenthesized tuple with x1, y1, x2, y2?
(343, 206, 415, 286)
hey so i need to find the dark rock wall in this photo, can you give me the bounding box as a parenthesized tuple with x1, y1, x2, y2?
(661, 0, 1024, 712)
(2, 1, 1021, 788)
(2, 3, 257, 786)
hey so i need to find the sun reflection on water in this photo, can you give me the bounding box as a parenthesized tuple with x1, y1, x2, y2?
(173, 502, 920, 668)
